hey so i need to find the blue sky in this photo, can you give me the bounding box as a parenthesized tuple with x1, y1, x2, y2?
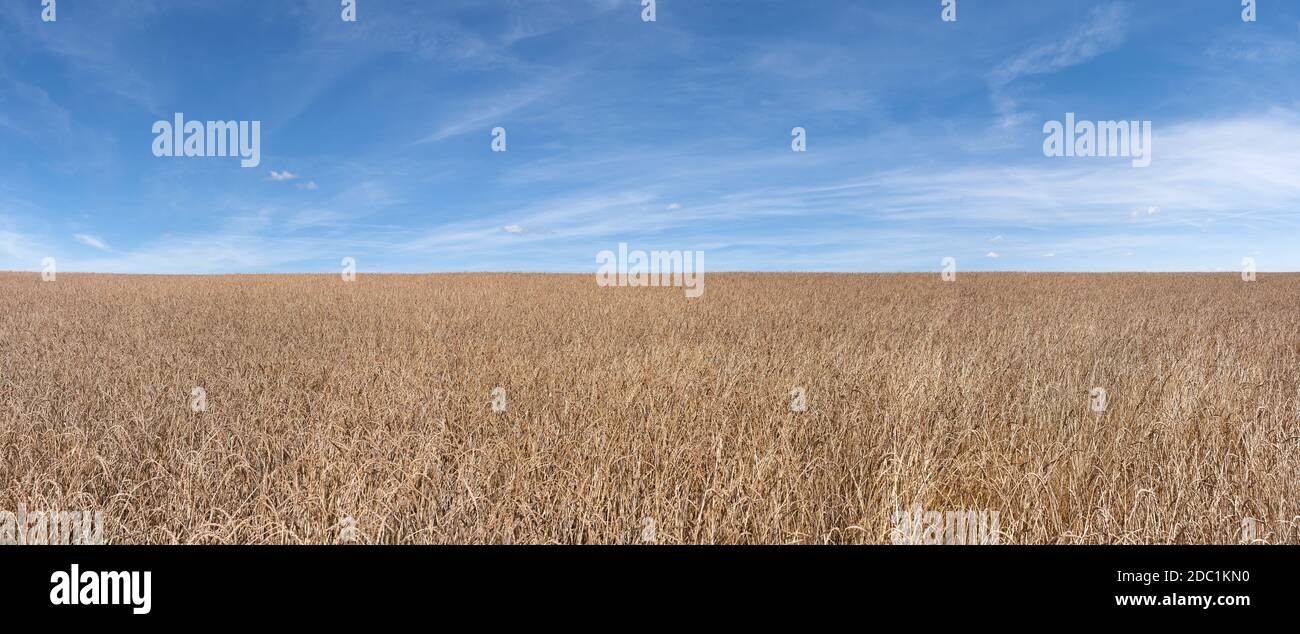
(2, 0, 1299, 273)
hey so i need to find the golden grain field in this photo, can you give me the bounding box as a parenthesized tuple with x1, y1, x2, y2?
(1, 272, 1297, 544)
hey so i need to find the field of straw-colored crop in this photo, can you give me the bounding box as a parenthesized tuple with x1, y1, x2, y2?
(1, 272, 1297, 544)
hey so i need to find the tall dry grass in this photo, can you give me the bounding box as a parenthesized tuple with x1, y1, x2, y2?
(1, 272, 1296, 543)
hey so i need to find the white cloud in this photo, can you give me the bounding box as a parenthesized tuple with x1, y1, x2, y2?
(667, 202, 681, 210)
(503, 225, 524, 234)
(416, 73, 575, 144)
(989, 3, 1131, 126)
(826, 112, 1300, 233)
(269, 170, 298, 181)
(65, 233, 327, 274)
(990, 234, 1004, 242)
(1041, 252, 1056, 258)
(985, 251, 1000, 259)
(991, 3, 1129, 86)
(386, 111, 1300, 272)
(297, 181, 319, 190)
(0, 230, 44, 266)
(73, 233, 110, 251)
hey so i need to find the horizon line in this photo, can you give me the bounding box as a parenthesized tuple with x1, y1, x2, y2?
(4, 270, 1295, 277)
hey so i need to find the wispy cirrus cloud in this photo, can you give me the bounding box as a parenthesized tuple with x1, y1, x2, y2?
(989, 2, 1132, 128)
(73, 233, 111, 251)
(415, 72, 578, 144)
